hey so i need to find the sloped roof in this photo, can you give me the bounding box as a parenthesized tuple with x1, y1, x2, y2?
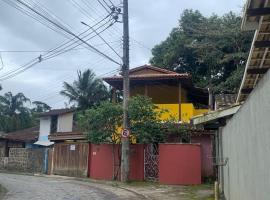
(237, 0, 270, 102)
(40, 108, 74, 117)
(103, 65, 190, 81)
(129, 65, 179, 74)
(103, 65, 191, 88)
(3, 127, 39, 142)
(192, 104, 241, 127)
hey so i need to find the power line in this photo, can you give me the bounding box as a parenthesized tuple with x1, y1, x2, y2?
(0, 5, 119, 80)
(0, 19, 114, 80)
(8, 0, 121, 65)
(28, 0, 74, 30)
(0, 41, 121, 53)
(96, 0, 111, 14)
(43, 21, 116, 60)
(33, 68, 121, 104)
(2, 0, 72, 39)
(69, 0, 120, 41)
(81, 21, 122, 58)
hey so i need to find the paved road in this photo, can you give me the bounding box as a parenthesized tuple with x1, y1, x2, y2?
(0, 173, 139, 200)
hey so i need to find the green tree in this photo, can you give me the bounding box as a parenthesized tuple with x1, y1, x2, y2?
(78, 96, 189, 144)
(78, 101, 122, 144)
(60, 69, 109, 110)
(150, 10, 253, 93)
(0, 92, 33, 132)
(32, 101, 51, 113)
(128, 95, 166, 144)
(0, 92, 30, 116)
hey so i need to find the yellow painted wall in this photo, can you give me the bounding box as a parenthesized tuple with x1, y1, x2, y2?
(156, 104, 179, 121)
(181, 104, 194, 123)
(130, 84, 187, 104)
(194, 109, 208, 116)
(130, 84, 208, 123)
(156, 103, 208, 123)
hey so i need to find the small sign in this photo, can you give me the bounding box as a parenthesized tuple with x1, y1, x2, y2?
(70, 144, 76, 151)
(121, 129, 130, 138)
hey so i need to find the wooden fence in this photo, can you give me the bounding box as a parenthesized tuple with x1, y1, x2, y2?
(53, 143, 89, 177)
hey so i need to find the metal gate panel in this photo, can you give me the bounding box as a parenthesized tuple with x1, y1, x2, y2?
(144, 144, 159, 181)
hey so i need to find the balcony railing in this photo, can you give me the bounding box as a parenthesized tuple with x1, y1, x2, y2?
(156, 103, 208, 123)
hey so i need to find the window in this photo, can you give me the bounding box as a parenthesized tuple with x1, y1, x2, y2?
(50, 115, 58, 133)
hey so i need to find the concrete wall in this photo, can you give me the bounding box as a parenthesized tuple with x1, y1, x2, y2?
(57, 113, 73, 132)
(220, 70, 270, 200)
(39, 117, 51, 141)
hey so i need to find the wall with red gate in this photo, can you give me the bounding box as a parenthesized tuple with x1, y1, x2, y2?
(88, 143, 202, 185)
(159, 144, 201, 185)
(88, 144, 144, 181)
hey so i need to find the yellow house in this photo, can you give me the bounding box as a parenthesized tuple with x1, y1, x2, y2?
(103, 65, 209, 123)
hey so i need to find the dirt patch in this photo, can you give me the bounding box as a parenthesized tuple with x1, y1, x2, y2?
(0, 184, 7, 200)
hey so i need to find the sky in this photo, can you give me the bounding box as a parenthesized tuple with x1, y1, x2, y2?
(0, 0, 245, 108)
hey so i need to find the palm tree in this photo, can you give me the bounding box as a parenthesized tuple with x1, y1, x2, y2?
(0, 92, 32, 132)
(32, 101, 51, 113)
(0, 92, 30, 116)
(60, 69, 109, 109)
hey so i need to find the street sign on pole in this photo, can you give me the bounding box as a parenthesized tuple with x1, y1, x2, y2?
(121, 129, 130, 138)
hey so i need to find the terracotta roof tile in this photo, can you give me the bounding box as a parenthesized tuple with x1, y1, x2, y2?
(3, 127, 39, 142)
(129, 65, 178, 74)
(103, 73, 190, 81)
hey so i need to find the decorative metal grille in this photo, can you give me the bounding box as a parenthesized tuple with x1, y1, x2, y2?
(144, 144, 159, 181)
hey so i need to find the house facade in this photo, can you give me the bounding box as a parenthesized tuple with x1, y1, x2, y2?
(36, 108, 85, 143)
(41, 109, 88, 177)
(104, 65, 215, 179)
(104, 65, 209, 123)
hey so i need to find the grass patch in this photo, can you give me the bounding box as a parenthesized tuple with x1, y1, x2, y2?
(126, 180, 160, 187)
(183, 184, 214, 200)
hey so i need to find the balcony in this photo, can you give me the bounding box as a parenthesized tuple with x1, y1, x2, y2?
(156, 103, 208, 123)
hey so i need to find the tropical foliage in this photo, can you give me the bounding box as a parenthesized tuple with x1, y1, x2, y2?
(150, 10, 253, 93)
(60, 69, 109, 110)
(79, 96, 172, 144)
(0, 91, 50, 133)
(78, 101, 123, 144)
(128, 95, 165, 144)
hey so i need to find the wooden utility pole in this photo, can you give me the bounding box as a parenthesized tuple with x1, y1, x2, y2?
(121, 0, 130, 182)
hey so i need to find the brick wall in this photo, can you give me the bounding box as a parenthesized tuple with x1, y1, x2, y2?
(0, 148, 46, 173)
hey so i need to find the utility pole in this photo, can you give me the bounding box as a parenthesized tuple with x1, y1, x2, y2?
(121, 0, 130, 182)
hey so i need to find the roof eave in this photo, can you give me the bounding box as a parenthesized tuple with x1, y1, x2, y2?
(191, 105, 241, 126)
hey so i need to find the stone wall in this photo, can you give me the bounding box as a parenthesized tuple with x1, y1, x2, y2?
(0, 148, 46, 173)
(0, 148, 4, 157)
(0, 141, 6, 157)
